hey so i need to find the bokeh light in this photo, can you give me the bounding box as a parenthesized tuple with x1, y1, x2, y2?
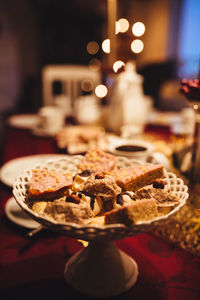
(95, 84, 108, 98)
(81, 79, 94, 92)
(132, 22, 145, 37)
(118, 18, 129, 33)
(88, 58, 102, 71)
(131, 39, 144, 53)
(102, 39, 110, 53)
(86, 41, 99, 55)
(113, 60, 125, 73)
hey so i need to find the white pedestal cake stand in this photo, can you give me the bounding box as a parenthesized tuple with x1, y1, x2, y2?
(64, 240, 138, 297)
(12, 156, 188, 298)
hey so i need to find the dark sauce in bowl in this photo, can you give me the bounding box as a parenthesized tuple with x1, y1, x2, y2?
(115, 145, 147, 152)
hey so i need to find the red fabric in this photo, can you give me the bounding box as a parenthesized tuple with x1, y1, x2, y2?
(1, 126, 57, 164)
(0, 125, 200, 300)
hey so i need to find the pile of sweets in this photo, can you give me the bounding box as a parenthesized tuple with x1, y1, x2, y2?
(27, 149, 180, 226)
(55, 125, 105, 155)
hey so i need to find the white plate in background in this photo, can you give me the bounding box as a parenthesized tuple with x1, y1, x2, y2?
(5, 197, 40, 229)
(7, 114, 40, 130)
(0, 154, 68, 187)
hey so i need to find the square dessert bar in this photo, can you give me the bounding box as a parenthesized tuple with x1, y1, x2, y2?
(105, 199, 158, 226)
(78, 149, 116, 172)
(111, 165, 164, 191)
(28, 169, 73, 200)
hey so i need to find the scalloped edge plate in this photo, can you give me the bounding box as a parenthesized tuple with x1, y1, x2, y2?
(13, 156, 189, 241)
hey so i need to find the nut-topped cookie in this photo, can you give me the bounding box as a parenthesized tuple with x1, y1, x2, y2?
(78, 149, 116, 173)
(28, 169, 73, 200)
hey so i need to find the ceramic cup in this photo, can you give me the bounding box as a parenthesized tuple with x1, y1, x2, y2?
(111, 140, 154, 161)
(38, 106, 65, 135)
(108, 138, 170, 169)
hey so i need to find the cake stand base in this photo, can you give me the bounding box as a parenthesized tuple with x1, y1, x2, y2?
(64, 240, 138, 298)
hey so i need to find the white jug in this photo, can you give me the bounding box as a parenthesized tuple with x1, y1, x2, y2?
(107, 61, 152, 134)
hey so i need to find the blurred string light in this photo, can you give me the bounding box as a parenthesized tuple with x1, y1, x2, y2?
(102, 39, 110, 53)
(102, 18, 129, 54)
(102, 20, 145, 56)
(86, 41, 99, 55)
(193, 104, 199, 111)
(81, 79, 94, 92)
(117, 18, 129, 33)
(113, 60, 125, 73)
(89, 58, 102, 71)
(95, 84, 108, 98)
(131, 39, 144, 53)
(132, 22, 145, 37)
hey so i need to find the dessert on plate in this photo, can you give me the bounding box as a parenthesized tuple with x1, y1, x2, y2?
(105, 199, 158, 226)
(78, 149, 116, 172)
(28, 169, 73, 200)
(56, 125, 106, 154)
(26, 149, 181, 226)
(110, 165, 164, 191)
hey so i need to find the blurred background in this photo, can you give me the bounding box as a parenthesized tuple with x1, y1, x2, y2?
(0, 0, 199, 123)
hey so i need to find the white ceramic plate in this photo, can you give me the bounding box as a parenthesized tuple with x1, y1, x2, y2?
(7, 114, 40, 130)
(0, 154, 69, 187)
(5, 197, 40, 229)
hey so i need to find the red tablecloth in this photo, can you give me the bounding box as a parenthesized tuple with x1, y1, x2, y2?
(0, 125, 200, 300)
